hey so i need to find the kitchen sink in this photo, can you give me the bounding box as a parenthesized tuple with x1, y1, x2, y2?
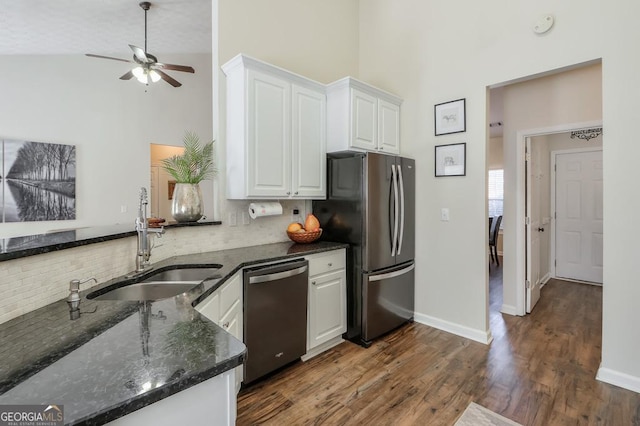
(87, 267, 221, 302)
(139, 268, 220, 283)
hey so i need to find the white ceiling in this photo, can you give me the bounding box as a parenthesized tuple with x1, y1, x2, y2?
(0, 0, 211, 56)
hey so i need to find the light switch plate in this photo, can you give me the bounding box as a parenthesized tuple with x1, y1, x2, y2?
(241, 211, 250, 225)
(229, 211, 237, 227)
(441, 208, 450, 222)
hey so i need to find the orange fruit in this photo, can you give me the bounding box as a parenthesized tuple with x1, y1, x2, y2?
(287, 222, 303, 233)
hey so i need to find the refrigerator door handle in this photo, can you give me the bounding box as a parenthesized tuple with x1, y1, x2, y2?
(391, 164, 399, 257)
(368, 263, 415, 282)
(397, 164, 405, 256)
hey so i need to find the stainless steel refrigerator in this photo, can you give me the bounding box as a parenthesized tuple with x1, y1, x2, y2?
(313, 151, 415, 347)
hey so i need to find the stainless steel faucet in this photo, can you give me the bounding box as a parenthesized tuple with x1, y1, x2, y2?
(133, 187, 164, 273)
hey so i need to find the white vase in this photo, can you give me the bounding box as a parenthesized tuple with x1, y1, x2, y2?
(171, 183, 203, 223)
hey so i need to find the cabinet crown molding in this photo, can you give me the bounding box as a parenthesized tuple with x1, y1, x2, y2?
(221, 53, 326, 93)
(327, 76, 403, 105)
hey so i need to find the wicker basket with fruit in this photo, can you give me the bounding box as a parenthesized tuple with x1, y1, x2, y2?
(286, 214, 322, 243)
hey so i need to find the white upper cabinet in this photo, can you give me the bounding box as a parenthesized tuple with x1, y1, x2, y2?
(222, 54, 326, 200)
(351, 89, 377, 151)
(378, 98, 401, 153)
(292, 84, 327, 198)
(327, 77, 402, 155)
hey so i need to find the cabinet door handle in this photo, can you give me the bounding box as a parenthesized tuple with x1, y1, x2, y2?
(286, 191, 291, 195)
(294, 191, 299, 195)
(328, 263, 332, 267)
(311, 281, 317, 286)
(223, 321, 230, 328)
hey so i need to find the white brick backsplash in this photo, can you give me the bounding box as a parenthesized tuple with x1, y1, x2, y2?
(0, 208, 301, 324)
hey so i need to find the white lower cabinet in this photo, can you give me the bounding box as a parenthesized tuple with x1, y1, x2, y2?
(303, 249, 347, 360)
(196, 272, 243, 391)
(107, 369, 236, 426)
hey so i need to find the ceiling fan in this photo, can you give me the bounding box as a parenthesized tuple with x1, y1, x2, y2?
(86, 1, 195, 87)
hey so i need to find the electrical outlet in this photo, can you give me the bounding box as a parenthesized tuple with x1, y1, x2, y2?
(120, 205, 127, 213)
(291, 207, 302, 224)
(241, 211, 250, 225)
(229, 211, 237, 227)
(441, 208, 450, 222)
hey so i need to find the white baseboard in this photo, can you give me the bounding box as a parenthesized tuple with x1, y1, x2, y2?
(500, 304, 518, 316)
(414, 313, 493, 345)
(596, 365, 640, 394)
(541, 273, 551, 285)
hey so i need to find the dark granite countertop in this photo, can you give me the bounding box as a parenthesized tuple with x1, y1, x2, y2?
(0, 220, 222, 262)
(0, 240, 348, 425)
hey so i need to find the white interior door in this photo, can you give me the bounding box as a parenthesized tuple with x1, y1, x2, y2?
(555, 150, 603, 283)
(526, 138, 542, 313)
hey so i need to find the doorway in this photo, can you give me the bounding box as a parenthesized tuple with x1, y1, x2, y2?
(519, 127, 603, 314)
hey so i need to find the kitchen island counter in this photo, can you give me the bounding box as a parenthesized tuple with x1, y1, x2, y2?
(0, 240, 347, 425)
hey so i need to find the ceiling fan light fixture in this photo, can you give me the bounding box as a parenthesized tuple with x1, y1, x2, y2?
(149, 69, 161, 83)
(132, 66, 145, 80)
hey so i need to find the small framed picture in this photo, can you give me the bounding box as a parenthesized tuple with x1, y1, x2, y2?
(434, 98, 466, 136)
(435, 143, 466, 177)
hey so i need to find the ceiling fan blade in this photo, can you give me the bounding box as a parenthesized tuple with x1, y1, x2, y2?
(86, 53, 133, 64)
(156, 70, 182, 87)
(155, 63, 195, 73)
(119, 70, 134, 80)
(129, 44, 151, 63)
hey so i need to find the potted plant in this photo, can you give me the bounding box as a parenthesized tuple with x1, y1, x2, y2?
(161, 131, 215, 222)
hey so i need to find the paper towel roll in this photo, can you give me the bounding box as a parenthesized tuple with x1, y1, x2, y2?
(248, 202, 283, 219)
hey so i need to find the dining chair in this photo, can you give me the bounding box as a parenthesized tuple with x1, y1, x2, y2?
(489, 215, 502, 266)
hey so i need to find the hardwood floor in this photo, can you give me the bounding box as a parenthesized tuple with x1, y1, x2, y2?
(237, 262, 640, 425)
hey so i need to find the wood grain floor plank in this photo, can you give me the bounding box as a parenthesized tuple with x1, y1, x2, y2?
(237, 272, 640, 425)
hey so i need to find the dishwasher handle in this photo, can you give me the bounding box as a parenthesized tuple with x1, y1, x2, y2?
(248, 264, 308, 284)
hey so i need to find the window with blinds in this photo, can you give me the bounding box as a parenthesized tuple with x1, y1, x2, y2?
(488, 169, 504, 218)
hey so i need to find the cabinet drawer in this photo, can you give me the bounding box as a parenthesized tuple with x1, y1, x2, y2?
(308, 249, 345, 277)
(220, 273, 242, 318)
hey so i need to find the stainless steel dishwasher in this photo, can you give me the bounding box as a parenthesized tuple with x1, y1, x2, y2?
(243, 258, 308, 384)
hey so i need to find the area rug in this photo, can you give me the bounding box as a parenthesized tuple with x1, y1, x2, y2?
(455, 402, 522, 426)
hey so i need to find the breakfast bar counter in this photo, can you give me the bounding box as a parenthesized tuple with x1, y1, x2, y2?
(0, 240, 347, 425)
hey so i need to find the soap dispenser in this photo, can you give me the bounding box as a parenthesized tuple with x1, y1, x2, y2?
(67, 277, 97, 317)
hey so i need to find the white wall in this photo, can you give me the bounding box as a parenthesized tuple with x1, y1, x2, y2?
(358, 0, 640, 391)
(218, 0, 359, 83)
(0, 53, 214, 238)
(488, 137, 503, 169)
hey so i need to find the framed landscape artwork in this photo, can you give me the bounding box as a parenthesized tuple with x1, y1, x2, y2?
(0, 139, 76, 222)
